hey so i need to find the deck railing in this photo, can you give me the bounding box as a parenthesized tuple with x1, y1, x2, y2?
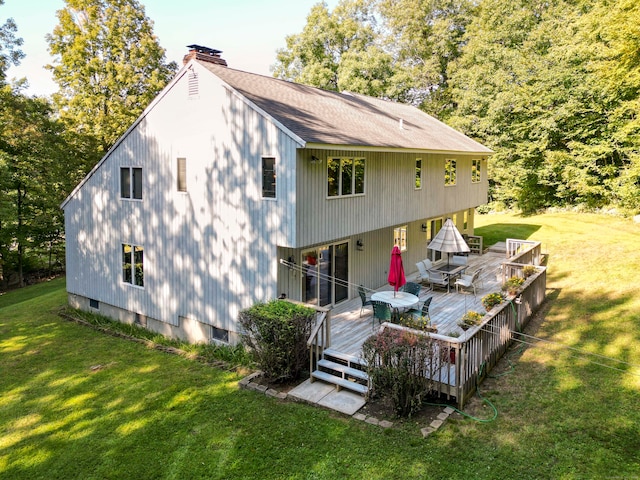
(379, 263, 547, 408)
(506, 238, 543, 265)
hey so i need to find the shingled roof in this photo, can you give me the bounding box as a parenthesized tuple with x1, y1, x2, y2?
(197, 60, 492, 155)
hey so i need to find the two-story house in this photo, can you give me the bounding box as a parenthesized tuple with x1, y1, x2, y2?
(61, 45, 492, 345)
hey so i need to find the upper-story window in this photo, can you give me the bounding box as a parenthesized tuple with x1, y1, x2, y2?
(327, 158, 365, 197)
(394, 225, 407, 252)
(415, 159, 422, 189)
(262, 156, 276, 198)
(177, 157, 187, 192)
(445, 159, 456, 186)
(122, 243, 144, 287)
(121, 167, 142, 200)
(472, 159, 481, 183)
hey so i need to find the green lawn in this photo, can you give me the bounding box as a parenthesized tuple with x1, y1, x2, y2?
(2, 212, 640, 479)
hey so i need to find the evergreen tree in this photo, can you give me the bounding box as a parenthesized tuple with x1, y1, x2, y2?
(46, 0, 177, 152)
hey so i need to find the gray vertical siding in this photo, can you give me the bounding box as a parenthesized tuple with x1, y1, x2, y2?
(296, 149, 488, 247)
(64, 62, 302, 337)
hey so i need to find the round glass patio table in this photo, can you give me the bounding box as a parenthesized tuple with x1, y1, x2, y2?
(370, 291, 419, 310)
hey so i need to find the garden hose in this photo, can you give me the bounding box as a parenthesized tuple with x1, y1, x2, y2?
(424, 363, 498, 423)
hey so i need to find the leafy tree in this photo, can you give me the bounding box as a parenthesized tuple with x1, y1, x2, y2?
(376, 0, 477, 114)
(273, 0, 400, 98)
(0, 0, 24, 83)
(46, 0, 177, 152)
(0, 86, 78, 286)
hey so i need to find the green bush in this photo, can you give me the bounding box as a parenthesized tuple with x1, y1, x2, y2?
(238, 300, 316, 383)
(362, 328, 436, 417)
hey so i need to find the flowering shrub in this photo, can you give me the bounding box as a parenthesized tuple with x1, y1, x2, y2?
(362, 328, 436, 417)
(523, 265, 537, 278)
(397, 313, 437, 333)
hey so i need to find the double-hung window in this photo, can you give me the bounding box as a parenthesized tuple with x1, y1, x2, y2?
(394, 225, 408, 252)
(327, 157, 365, 197)
(121, 167, 142, 199)
(472, 159, 481, 183)
(445, 159, 456, 186)
(177, 157, 187, 192)
(262, 156, 276, 198)
(122, 244, 144, 287)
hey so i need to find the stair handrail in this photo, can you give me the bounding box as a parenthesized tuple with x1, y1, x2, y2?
(306, 306, 331, 383)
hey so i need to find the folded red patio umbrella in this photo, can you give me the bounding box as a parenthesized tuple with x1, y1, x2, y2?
(387, 245, 406, 296)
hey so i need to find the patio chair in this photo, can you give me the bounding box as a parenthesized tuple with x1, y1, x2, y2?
(451, 255, 468, 267)
(371, 300, 392, 328)
(415, 261, 430, 284)
(407, 296, 432, 321)
(454, 268, 483, 296)
(400, 281, 421, 296)
(357, 285, 373, 317)
(427, 269, 449, 290)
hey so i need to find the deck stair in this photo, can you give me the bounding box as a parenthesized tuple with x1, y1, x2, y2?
(311, 348, 369, 395)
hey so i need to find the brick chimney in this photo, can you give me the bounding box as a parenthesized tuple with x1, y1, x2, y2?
(183, 45, 228, 66)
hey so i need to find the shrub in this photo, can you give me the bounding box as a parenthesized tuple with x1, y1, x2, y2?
(396, 313, 437, 333)
(481, 291, 505, 311)
(362, 328, 436, 417)
(458, 310, 484, 330)
(238, 300, 316, 382)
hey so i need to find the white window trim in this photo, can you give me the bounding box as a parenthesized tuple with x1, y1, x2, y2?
(326, 157, 366, 199)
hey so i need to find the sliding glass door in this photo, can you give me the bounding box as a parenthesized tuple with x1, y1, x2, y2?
(302, 241, 349, 307)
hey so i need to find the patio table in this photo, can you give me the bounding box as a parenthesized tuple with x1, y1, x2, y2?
(432, 264, 467, 292)
(371, 291, 419, 315)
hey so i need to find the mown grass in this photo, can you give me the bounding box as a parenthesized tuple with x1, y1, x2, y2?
(1, 212, 639, 479)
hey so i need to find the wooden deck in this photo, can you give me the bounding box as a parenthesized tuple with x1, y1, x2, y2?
(327, 251, 506, 357)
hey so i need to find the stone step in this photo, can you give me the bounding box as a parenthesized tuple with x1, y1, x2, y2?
(317, 359, 369, 382)
(311, 370, 368, 395)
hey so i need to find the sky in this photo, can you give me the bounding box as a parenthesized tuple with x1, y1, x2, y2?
(2, 0, 338, 97)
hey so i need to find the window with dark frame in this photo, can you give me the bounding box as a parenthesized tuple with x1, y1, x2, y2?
(262, 156, 276, 198)
(327, 157, 365, 197)
(211, 326, 230, 343)
(177, 157, 187, 192)
(122, 243, 144, 287)
(415, 159, 422, 189)
(120, 167, 142, 199)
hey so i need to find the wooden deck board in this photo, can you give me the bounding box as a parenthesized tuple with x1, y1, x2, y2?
(328, 252, 506, 357)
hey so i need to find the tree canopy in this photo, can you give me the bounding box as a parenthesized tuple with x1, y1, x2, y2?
(46, 0, 177, 152)
(0, 0, 24, 84)
(274, 0, 640, 214)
